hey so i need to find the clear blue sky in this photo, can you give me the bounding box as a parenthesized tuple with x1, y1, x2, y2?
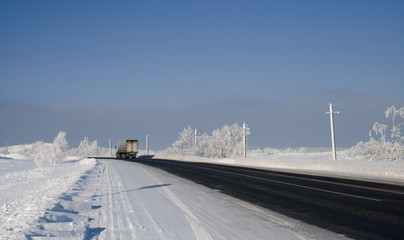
(1, 0, 403, 150)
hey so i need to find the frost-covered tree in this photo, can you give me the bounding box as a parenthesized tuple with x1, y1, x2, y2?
(52, 131, 69, 160)
(33, 131, 69, 167)
(195, 133, 211, 157)
(171, 126, 194, 155)
(208, 123, 249, 158)
(349, 105, 404, 161)
(71, 136, 104, 156)
(369, 122, 388, 145)
(385, 105, 404, 143)
(171, 123, 250, 158)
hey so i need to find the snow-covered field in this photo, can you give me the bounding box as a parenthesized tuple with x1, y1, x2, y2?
(1, 144, 403, 239)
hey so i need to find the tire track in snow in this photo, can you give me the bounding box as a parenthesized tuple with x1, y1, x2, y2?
(97, 162, 137, 239)
(142, 167, 213, 240)
(102, 164, 116, 240)
(129, 194, 166, 239)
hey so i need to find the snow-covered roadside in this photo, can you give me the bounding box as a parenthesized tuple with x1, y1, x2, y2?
(157, 150, 404, 184)
(0, 157, 96, 239)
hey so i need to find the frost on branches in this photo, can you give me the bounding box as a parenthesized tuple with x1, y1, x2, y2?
(71, 136, 106, 156)
(170, 123, 250, 158)
(32, 131, 69, 167)
(29, 132, 108, 167)
(171, 126, 194, 155)
(349, 105, 404, 161)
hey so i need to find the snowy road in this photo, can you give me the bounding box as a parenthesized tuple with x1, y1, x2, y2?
(0, 157, 351, 239)
(132, 158, 404, 240)
(87, 159, 346, 239)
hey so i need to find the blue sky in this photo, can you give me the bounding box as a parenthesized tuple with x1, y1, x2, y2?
(1, 1, 403, 150)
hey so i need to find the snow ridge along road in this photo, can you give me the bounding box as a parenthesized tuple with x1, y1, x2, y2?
(0, 158, 96, 239)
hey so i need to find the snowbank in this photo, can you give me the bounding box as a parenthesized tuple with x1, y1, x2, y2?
(0, 157, 96, 239)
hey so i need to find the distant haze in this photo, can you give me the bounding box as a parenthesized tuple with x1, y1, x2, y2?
(1, 92, 401, 150)
(1, 1, 403, 150)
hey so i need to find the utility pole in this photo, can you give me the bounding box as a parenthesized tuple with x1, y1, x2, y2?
(194, 129, 197, 153)
(146, 134, 149, 156)
(109, 138, 112, 157)
(243, 122, 247, 158)
(325, 103, 340, 160)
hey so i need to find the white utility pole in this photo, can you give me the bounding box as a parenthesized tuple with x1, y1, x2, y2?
(243, 122, 247, 158)
(146, 134, 149, 156)
(325, 103, 340, 160)
(194, 129, 197, 153)
(109, 138, 112, 157)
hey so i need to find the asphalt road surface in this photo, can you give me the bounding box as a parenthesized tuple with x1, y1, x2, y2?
(128, 158, 404, 240)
